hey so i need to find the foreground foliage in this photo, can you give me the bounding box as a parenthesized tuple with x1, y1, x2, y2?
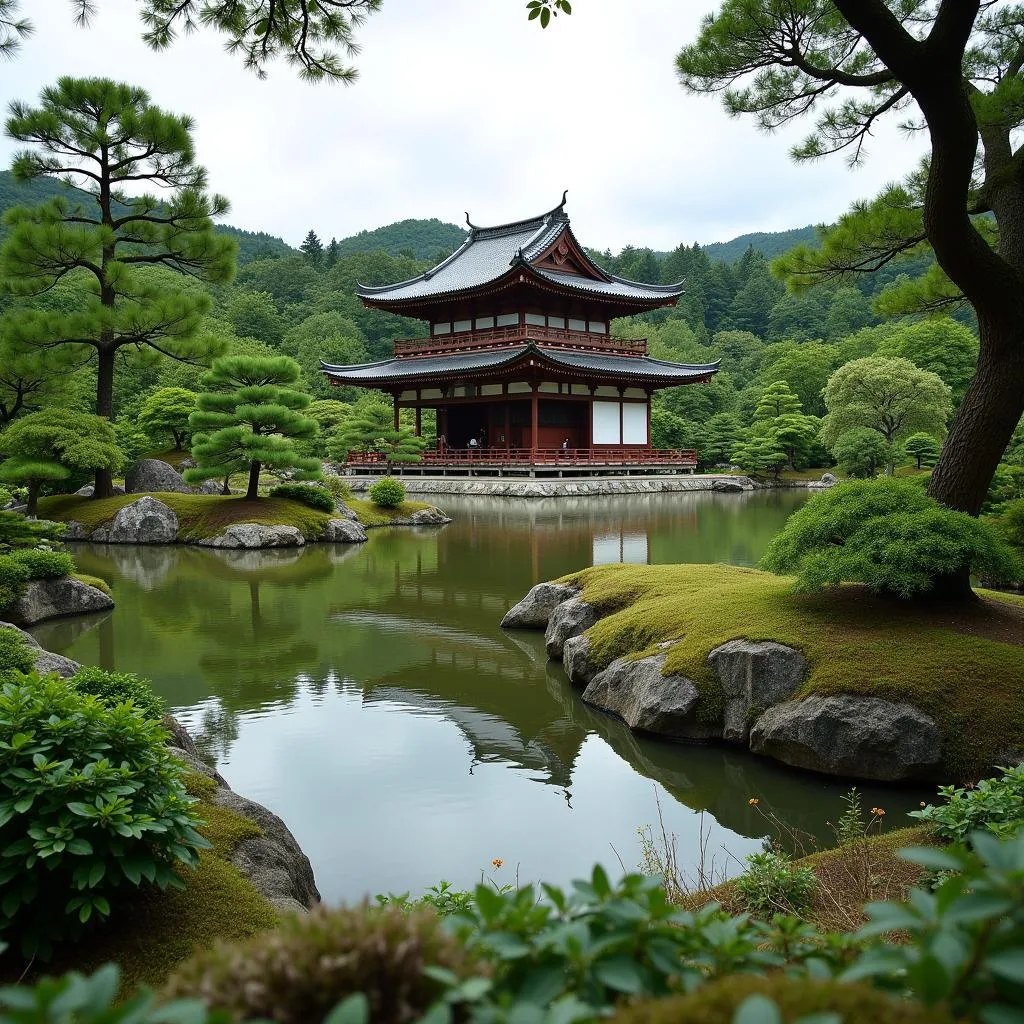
(0, 674, 209, 958)
(911, 764, 1024, 845)
(760, 478, 1022, 598)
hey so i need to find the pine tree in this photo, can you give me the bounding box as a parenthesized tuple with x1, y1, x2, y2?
(300, 229, 324, 267)
(328, 404, 426, 475)
(730, 435, 787, 480)
(0, 409, 123, 516)
(183, 355, 321, 500)
(902, 433, 942, 471)
(754, 380, 803, 420)
(325, 237, 340, 269)
(0, 77, 236, 497)
(752, 380, 819, 470)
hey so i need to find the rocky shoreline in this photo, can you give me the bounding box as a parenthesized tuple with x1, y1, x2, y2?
(343, 473, 836, 500)
(502, 581, 944, 784)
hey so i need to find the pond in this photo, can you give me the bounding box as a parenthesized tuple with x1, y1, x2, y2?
(36, 490, 929, 904)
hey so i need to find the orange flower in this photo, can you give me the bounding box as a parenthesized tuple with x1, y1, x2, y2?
(920, 802, 927, 808)
(491, 858, 504, 869)
(748, 798, 760, 806)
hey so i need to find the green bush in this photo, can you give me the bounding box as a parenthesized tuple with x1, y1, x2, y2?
(368, 477, 405, 509)
(69, 667, 165, 720)
(760, 477, 1023, 597)
(268, 483, 335, 512)
(0, 511, 63, 553)
(910, 763, 1024, 843)
(324, 474, 352, 503)
(162, 903, 483, 1024)
(612, 974, 948, 1024)
(0, 554, 31, 609)
(0, 674, 210, 958)
(0, 626, 35, 683)
(10, 547, 76, 580)
(832, 427, 891, 478)
(734, 850, 817, 917)
(991, 497, 1024, 551)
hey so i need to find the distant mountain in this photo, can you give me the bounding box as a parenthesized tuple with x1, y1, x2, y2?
(703, 225, 819, 262)
(0, 171, 293, 265)
(333, 218, 467, 261)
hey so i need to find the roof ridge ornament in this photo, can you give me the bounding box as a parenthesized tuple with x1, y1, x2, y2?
(465, 211, 478, 233)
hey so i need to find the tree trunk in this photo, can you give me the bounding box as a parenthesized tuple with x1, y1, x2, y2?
(26, 481, 38, 519)
(928, 322, 1024, 516)
(246, 461, 261, 500)
(221, 476, 231, 496)
(93, 346, 117, 499)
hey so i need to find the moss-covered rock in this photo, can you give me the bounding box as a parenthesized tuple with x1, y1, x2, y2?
(613, 974, 952, 1024)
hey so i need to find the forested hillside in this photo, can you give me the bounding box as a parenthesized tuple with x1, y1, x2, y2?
(703, 225, 819, 262)
(332, 218, 467, 260)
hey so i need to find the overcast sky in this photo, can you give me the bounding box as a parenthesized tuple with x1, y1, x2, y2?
(0, 0, 927, 253)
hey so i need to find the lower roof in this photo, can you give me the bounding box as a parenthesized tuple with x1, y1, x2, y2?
(321, 343, 719, 389)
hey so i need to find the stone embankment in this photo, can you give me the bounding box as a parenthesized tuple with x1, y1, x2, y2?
(501, 582, 943, 783)
(345, 473, 836, 500)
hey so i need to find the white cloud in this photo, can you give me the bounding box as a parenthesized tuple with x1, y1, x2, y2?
(0, 0, 927, 252)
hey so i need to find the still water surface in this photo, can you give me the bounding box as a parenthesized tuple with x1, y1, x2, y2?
(37, 491, 927, 903)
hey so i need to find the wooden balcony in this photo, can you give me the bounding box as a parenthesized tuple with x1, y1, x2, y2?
(344, 447, 698, 478)
(393, 326, 648, 359)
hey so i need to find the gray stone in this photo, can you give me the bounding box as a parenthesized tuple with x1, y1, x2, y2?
(197, 523, 306, 549)
(501, 581, 579, 629)
(213, 789, 320, 910)
(820, 472, 838, 485)
(545, 597, 599, 659)
(179, 457, 196, 470)
(563, 634, 598, 687)
(75, 484, 125, 497)
(708, 639, 807, 744)
(4, 577, 114, 626)
(335, 502, 359, 521)
(323, 518, 367, 543)
(124, 459, 192, 495)
(106, 497, 179, 544)
(409, 506, 452, 525)
(61, 521, 89, 541)
(582, 652, 719, 739)
(712, 479, 746, 493)
(0, 619, 79, 676)
(749, 696, 943, 782)
(192, 480, 224, 495)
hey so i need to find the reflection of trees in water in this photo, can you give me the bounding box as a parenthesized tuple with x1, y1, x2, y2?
(190, 701, 241, 763)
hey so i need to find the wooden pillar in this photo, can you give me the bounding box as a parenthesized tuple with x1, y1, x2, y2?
(415, 406, 422, 437)
(586, 386, 595, 451)
(530, 386, 539, 454)
(504, 399, 511, 452)
(645, 390, 652, 449)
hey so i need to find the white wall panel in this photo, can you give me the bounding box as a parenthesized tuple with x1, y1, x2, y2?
(622, 402, 648, 444)
(592, 401, 621, 444)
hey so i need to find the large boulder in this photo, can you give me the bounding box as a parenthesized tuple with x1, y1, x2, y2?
(0, 620, 81, 677)
(545, 597, 599, 659)
(323, 518, 367, 543)
(192, 480, 225, 495)
(708, 640, 807, 744)
(409, 507, 452, 525)
(103, 496, 179, 544)
(124, 459, 192, 495)
(820, 472, 838, 485)
(75, 483, 125, 497)
(334, 502, 359, 522)
(197, 524, 306, 549)
(582, 652, 720, 740)
(4, 578, 113, 626)
(61, 521, 89, 542)
(563, 634, 599, 687)
(501, 581, 579, 629)
(712, 479, 745, 493)
(749, 695, 943, 782)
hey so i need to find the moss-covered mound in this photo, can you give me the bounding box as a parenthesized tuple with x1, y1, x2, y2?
(563, 563, 1024, 779)
(8, 771, 279, 991)
(38, 492, 436, 539)
(613, 974, 952, 1024)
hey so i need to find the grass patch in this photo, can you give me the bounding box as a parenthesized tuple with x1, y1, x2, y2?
(13, 771, 278, 991)
(564, 563, 1024, 780)
(72, 572, 111, 595)
(345, 498, 435, 528)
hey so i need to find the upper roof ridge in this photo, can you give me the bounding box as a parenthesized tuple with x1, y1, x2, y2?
(467, 192, 569, 239)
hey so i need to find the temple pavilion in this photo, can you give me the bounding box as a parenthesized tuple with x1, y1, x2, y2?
(322, 196, 719, 475)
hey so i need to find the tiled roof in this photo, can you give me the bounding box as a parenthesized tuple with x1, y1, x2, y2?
(355, 198, 683, 305)
(321, 344, 718, 383)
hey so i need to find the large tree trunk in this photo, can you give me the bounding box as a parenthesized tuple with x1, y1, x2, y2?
(927, 321, 1024, 516)
(246, 461, 261, 500)
(93, 346, 116, 499)
(26, 482, 39, 519)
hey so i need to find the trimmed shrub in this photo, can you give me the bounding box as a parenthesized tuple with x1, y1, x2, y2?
(0, 511, 64, 553)
(324, 474, 352, 503)
(0, 674, 210, 958)
(74, 573, 112, 596)
(368, 477, 405, 509)
(991, 497, 1024, 551)
(69, 667, 165, 720)
(0, 626, 34, 681)
(612, 975, 950, 1024)
(10, 547, 76, 580)
(734, 850, 817, 917)
(268, 483, 335, 512)
(760, 477, 1023, 597)
(0, 553, 31, 609)
(162, 903, 483, 1024)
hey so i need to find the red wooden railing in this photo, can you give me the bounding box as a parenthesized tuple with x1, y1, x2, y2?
(393, 326, 648, 359)
(345, 447, 698, 468)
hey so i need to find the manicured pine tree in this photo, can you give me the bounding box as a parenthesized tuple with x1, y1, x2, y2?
(0, 409, 123, 516)
(752, 380, 820, 471)
(300, 230, 324, 268)
(137, 388, 199, 452)
(184, 356, 321, 500)
(0, 77, 237, 497)
(832, 428, 891, 479)
(902, 433, 942, 471)
(753, 380, 803, 420)
(730, 435, 787, 480)
(328, 404, 426, 475)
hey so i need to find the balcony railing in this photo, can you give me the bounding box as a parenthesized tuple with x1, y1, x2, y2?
(393, 326, 648, 359)
(346, 447, 698, 468)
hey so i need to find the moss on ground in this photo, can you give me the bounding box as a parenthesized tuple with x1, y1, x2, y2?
(563, 563, 1024, 780)
(19, 771, 278, 991)
(683, 826, 934, 933)
(72, 572, 111, 595)
(345, 497, 435, 527)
